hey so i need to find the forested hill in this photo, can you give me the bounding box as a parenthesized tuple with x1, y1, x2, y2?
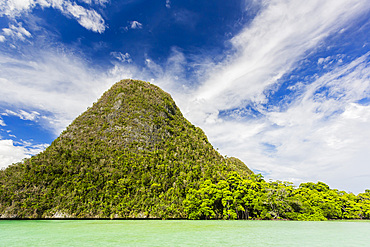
(0, 79, 252, 219)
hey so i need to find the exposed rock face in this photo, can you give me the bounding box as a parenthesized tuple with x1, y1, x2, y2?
(0, 79, 252, 219)
(59, 80, 184, 151)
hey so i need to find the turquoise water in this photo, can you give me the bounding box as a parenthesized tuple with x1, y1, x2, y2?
(0, 220, 369, 246)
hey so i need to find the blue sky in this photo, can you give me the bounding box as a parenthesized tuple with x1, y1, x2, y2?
(0, 0, 369, 194)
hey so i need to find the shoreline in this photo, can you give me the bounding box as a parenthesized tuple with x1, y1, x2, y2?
(1, 218, 369, 221)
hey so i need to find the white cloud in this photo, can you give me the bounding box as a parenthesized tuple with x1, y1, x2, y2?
(110, 52, 132, 63)
(64, 1, 105, 33)
(121, 21, 143, 31)
(0, 117, 5, 126)
(166, 0, 171, 9)
(79, 0, 92, 4)
(79, 0, 109, 6)
(0, 0, 38, 17)
(0, 0, 106, 33)
(130, 21, 142, 29)
(192, 0, 369, 115)
(318, 56, 331, 65)
(145, 59, 164, 77)
(4, 109, 40, 121)
(95, 0, 109, 6)
(0, 140, 30, 168)
(0, 139, 48, 169)
(141, 47, 190, 95)
(2, 22, 32, 41)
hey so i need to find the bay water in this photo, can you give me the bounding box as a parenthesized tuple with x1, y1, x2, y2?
(1, 220, 369, 246)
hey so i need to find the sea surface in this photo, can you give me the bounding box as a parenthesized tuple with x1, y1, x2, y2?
(0, 220, 369, 246)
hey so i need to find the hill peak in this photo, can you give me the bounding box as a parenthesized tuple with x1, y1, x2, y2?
(0, 79, 252, 219)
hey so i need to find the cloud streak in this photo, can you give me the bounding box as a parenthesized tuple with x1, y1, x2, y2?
(64, 1, 106, 33)
(110, 52, 132, 63)
(192, 0, 369, 117)
(0, 0, 106, 33)
(1, 22, 32, 41)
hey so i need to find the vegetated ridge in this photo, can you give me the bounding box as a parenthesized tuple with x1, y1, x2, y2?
(0, 79, 252, 219)
(1, 79, 369, 220)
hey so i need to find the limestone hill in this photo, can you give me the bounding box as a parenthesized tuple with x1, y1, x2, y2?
(0, 79, 252, 219)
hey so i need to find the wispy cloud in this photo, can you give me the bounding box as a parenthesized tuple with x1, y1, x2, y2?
(172, 9, 198, 29)
(0, 117, 5, 126)
(130, 21, 142, 29)
(165, 0, 171, 9)
(3, 109, 40, 121)
(64, 1, 106, 33)
(1, 22, 32, 41)
(142, 47, 189, 95)
(191, 0, 369, 117)
(79, 0, 109, 6)
(110, 52, 132, 63)
(0, 0, 106, 33)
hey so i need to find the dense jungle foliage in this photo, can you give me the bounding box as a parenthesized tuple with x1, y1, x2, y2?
(0, 79, 252, 219)
(184, 172, 370, 220)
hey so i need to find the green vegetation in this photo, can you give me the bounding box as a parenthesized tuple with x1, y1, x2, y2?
(184, 172, 370, 220)
(0, 79, 368, 220)
(0, 79, 251, 219)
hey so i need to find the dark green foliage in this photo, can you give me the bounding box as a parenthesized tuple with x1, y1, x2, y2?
(184, 173, 370, 220)
(0, 79, 252, 219)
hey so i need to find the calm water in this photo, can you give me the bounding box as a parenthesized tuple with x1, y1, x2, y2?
(1, 220, 369, 246)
